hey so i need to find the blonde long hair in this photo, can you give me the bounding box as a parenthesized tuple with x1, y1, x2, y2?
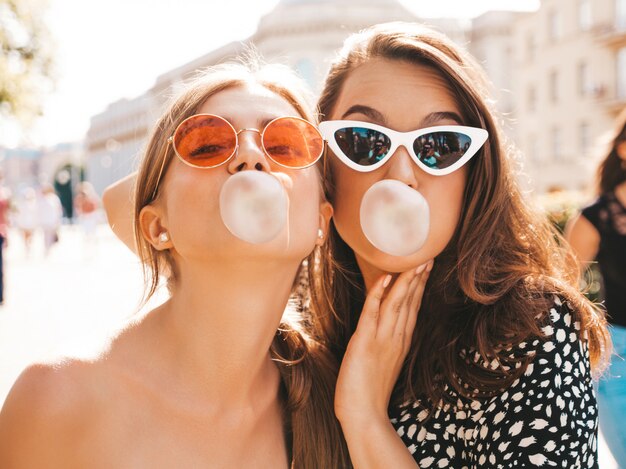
(134, 61, 350, 468)
(313, 22, 610, 407)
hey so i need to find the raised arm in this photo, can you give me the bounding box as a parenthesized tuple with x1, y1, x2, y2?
(102, 172, 138, 254)
(335, 262, 432, 468)
(564, 212, 600, 265)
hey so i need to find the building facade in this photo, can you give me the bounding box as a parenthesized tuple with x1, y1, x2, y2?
(84, 0, 466, 194)
(509, 0, 624, 192)
(85, 0, 626, 195)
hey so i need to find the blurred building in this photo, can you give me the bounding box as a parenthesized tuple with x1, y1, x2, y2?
(508, 0, 621, 192)
(85, 95, 155, 195)
(0, 147, 42, 192)
(87, 0, 626, 195)
(84, 0, 466, 194)
(0, 142, 84, 221)
(470, 11, 528, 120)
(38, 142, 83, 187)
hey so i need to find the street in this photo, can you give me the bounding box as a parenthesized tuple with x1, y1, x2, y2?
(0, 222, 618, 467)
(0, 222, 166, 404)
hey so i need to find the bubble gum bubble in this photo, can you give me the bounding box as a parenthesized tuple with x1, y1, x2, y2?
(219, 172, 288, 244)
(359, 179, 430, 257)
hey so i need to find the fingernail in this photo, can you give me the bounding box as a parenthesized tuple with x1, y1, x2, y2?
(416, 264, 426, 274)
(426, 260, 434, 272)
(383, 274, 392, 288)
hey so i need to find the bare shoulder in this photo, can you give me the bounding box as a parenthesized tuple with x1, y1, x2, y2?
(0, 359, 104, 468)
(564, 212, 600, 263)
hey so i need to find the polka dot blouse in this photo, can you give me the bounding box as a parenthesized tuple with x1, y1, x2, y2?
(390, 297, 599, 468)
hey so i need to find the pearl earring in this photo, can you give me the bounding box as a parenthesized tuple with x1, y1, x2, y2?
(317, 228, 324, 239)
(159, 232, 169, 243)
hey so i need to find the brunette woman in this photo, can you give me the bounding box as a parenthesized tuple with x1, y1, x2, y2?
(566, 108, 626, 465)
(316, 22, 610, 468)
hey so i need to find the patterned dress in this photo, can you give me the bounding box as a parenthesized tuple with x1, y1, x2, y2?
(390, 297, 599, 468)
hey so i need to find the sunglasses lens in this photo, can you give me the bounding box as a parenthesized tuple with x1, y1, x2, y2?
(413, 131, 473, 171)
(173, 115, 236, 167)
(333, 127, 391, 167)
(262, 118, 323, 168)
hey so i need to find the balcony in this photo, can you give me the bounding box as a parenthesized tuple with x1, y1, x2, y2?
(593, 22, 626, 48)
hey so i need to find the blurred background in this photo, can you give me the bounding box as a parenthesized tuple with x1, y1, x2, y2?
(0, 0, 621, 466)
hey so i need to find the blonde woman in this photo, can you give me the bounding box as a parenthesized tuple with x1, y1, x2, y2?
(1, 63, 366, 468)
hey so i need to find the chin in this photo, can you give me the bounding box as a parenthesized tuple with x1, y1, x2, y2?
(364, 249, 427, 273)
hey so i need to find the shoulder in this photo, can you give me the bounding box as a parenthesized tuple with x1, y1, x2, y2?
(580, 196, 608, 226)
(501, 296, 592, 384)
(474, 297, 598, 466)
(0, 359, 104, 467)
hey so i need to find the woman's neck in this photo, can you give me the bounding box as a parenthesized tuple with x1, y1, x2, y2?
(149, 256, 301, 407)
(354, 253, 394, 294)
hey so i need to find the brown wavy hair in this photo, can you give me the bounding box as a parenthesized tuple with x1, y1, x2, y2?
(312, 22, 611, 408)
(133, 62, 350, 468)
(597, 107, 626, 195)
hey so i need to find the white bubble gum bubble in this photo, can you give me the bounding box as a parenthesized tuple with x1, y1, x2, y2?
(359, 179, 430, 257)
(219, 171, 288, 244)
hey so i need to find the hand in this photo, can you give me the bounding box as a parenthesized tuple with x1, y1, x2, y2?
(335, 260, 433, 426)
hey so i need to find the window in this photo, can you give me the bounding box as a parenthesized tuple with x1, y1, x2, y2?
(528, 134, 540, 161)
(578, 0, 592, 31)
(527, 34, 537, 62)
(549, 70, 559, 102)
(552, 127, 563, 160)
(580, 122, 591, 154)
(548, 10, 562, 41)
(618, 0, 626, 30)
(528, 85, 537, 111)
(618, 46, 626, 99)
(578, 61, 591, 96)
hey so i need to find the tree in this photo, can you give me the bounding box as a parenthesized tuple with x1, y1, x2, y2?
(0, 0, 54, 125)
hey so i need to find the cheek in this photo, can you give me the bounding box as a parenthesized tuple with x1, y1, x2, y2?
(163, 166, 223, 239)
(329, 162, 368, 226)
(424, 172, 466, 245)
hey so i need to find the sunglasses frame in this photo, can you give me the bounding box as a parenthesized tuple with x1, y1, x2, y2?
(151, 114, 323, 200)
(169, 114, 324, 170)
(319, 120, 488, 176)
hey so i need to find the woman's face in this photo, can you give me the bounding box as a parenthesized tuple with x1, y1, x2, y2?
(155, 84, 328, 264)
(328, 58, 468, 273)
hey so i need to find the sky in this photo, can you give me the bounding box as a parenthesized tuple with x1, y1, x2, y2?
(0, 0, 540, 149)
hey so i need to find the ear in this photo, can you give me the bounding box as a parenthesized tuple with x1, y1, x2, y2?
(139, 204, 172, 250)
(315, 200, 333, 246)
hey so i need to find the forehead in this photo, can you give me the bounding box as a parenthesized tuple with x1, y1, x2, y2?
(331, 58, 461, 129)
(197, 84, 301, 121)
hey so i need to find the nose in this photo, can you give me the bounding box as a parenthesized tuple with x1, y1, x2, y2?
(384, 145, 419, 189)
(227, 129, 271, 173)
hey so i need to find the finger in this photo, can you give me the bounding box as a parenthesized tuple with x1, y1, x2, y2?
(394, 267, 423, 337)
(404, 260, 433, 351)
(356, 274, 391, 335)
(376, 268, 419, 339)
(394, 261, 429, 339)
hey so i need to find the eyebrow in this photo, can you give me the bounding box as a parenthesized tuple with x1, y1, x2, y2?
(341, 106, 464, 128)
(341, 105, 387, 124)
(421, 111, 463, 126)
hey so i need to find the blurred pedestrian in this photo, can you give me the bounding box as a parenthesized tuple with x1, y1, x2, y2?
(38, 184, 63, 256)
(14, 188, 38, 256)
(566, 107, 626, 465)
(0, 173, 11, 305)
(73, 182, 100, 241)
